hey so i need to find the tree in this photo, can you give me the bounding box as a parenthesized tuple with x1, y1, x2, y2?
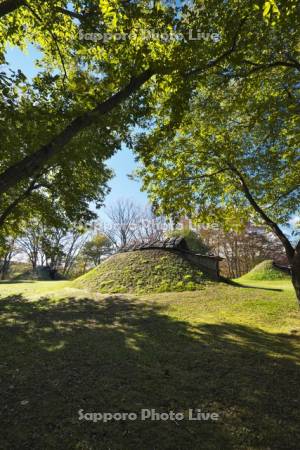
(200, 225, 287, 278)
(102, 200, 170, 248)
(0, 236, 16, 279)
(38, 225, 87, 277)
(81, 233, 112, 267)
(1, 0, 299, 218)
(17, 221, 42, 271)
(0, 70, 115, 230)
(130, 205, 169, 243)
(16, 209, 89, 276)
(40, 229, 66, 275)
(136, 65, 300, 302)
(61, 227, 89, 276)
(104, 199, 140, 249)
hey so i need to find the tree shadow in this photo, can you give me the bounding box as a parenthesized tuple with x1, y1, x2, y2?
(0, 280, 35, 284)
(0, 294, 299, 449)
(222, 277, 283, 292)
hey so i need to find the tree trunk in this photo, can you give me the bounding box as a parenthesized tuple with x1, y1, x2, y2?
(0, 252, 12, 280)
(291, 242, 300, 306)
(227, 163, 299, 303)
(0, 259, 9, 280)
(31, 254, 38, 272)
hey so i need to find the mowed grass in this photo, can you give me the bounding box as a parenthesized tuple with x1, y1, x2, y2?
(0, 278, 299, 449)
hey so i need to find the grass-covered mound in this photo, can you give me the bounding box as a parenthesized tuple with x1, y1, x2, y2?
(74, 249, 211, 294)
(14, 267, 52, 281)
(240, 260, 290, 281)
(13, 266, 64, 281)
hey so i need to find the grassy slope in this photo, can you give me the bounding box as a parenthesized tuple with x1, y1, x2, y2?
(0, 279, 299, 449)
(239, 259, 290, 281)
(74, 249, 211, 294)
(5, 263, 52, 281)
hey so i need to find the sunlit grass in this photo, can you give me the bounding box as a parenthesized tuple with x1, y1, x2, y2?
(0, 278, 299, 449)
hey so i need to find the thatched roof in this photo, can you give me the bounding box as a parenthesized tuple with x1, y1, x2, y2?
(121, 237, 222, 260)
(121, 237, 187, 252)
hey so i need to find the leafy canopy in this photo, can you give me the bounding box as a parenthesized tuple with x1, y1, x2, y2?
(135, 9, 300, 231)
(1, 0, 299, 233)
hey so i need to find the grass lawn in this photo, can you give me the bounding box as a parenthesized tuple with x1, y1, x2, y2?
(0, 279, 299, 449)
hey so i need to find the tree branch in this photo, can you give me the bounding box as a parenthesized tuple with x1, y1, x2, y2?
(0, 177, 40, 227)
(0, 13, 281, 212)
(0, 1, 99, 21)
(54, 7, 86, 21)
(165, 168, 228, 183)
(54, 6, 100, 22)
(24, 1, 68, 84)
(0, 20, 244, 200)
(286, 54, 300, 72)
(0, 0, 24, 18)
(0, 69, 154, 197)
(237, 60, 300, 78)
(270, 185, 300, 208)
(227, 162, 295, 261)
(187, 17, 247, 78)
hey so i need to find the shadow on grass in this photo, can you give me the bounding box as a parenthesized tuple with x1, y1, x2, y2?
(0, 280, 35, 284)
(221, 277, 283, 292)
(0, 294, 299, 449)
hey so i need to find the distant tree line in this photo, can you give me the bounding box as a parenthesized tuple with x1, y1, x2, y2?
(200, 224, 288, 278)
(0, 200, 170, 279)
(0, 200, 290, 280)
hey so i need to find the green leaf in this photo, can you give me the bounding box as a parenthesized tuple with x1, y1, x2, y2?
(263, 2, 271, 17)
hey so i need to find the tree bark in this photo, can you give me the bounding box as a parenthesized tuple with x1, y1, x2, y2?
(0, 252, 11, 279)
(291, 241, 300, 306)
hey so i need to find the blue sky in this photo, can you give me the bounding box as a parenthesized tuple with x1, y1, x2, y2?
(5, 45, 149, 218)
(102, 146, 148, 207)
